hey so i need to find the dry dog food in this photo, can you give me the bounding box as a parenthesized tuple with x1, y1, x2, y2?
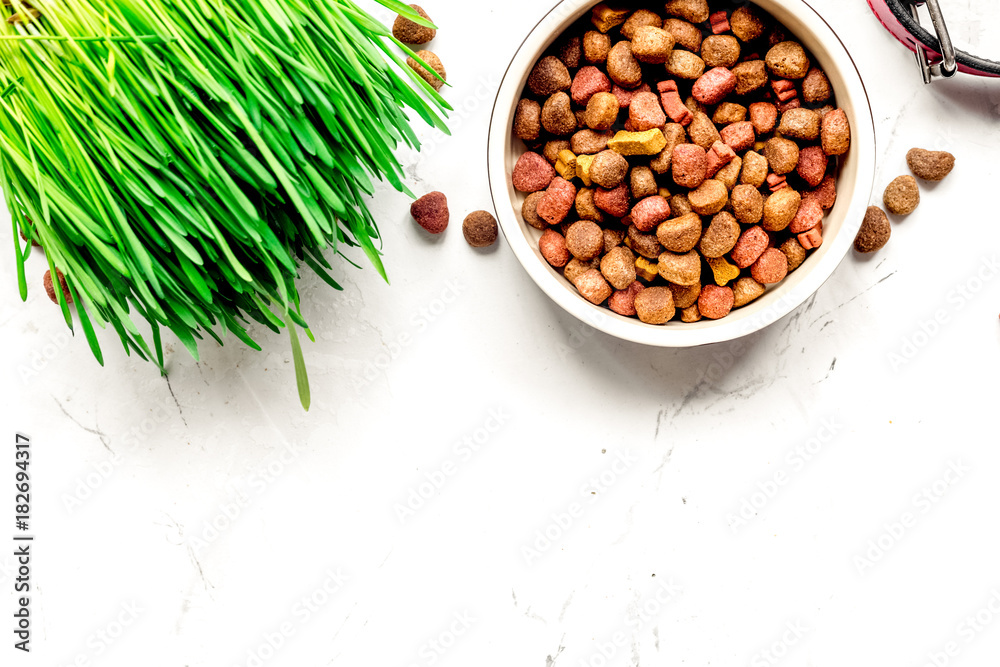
(883, 175, 919, 215)
(854, 205, 890, 253)
(407, 50, 446, 91)
(510, 1, 850, 324)
(411, 191, 449, 233)
(463, 210, 499, 247)
(392, 4, 436, 45)
(906, 148, 955, 181)
(43, 269, 72, 305)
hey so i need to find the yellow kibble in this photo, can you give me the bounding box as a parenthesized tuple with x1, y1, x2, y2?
(591, 3, 630, 33)
(555, 149, 578, 180)
(707, 256, 740, 286)
(576, 153, 596, 186)
(657, 186, 672, 199)
(635, 256, 658, 281)
(609, 129, 667, 156)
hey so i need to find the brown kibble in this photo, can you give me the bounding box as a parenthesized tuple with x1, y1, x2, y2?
(766, 41, 810, 79)
(907, 148, 955, 181)
(463, 211, 498, 247)
(627, 224, 664, 259)
(701, 35, 741, 68)
(571, 129, 613, 155)
(585, 92, 619, 131)
(779, 237, 807, 272)
(732, 276, 765, 307)
(821, 108, 851, 156)
(732, 60, 768, 95)
(802, 68, 832, 104)
(411, 191, 449, 233)
(542, 92, 577, 136)
(762, 187, 801, 231)
(680, 304, 702, 322)
(583, 31, 612, 63)
(564, 258, 599, 285)
(522, 192, 547, 229)
(603, 227, 623, 250)
(699, 211, 740, 258)
(566, 220, 605, 261)
(392, 4, 435, 45)
(630, 166, 658, 199)
(558, 36, 583, 69)
(664, 0, 709, 23)
(664, 18, 703, 52)
(650, 124, 687, 174)
(715, 156, 742, 190)
(855, 205, 891, 253)
(539, 229, 571, 267)
(688, 111, 721, 149)
(730, 184, 764, 225)
(544, 140, 571, 164)
(713, 102, 747, 125)
(730, 5, 768, 42)
(529, 56, 572, 96)
(622, 9, 663, 39)
(607, 41, 643, 88)
(514, 99, 541, 142)
(601, 245, 637, 290)
(777, 108, 820, 140)
(591, 3, 631, 33)
(656, 212, 702, 253)
(576, 188, 605, 223)
(669, 282, 702, 309)
(634, 286, 676, 324)
(669, 194, 693, 217)
(407, 51, 446, 91)
(43, 269, 72, 305)
(740, 151, 769, 187)
(764, 137, 800, 175)
(591, 149, 629, 189)
(883, 175, 920, 215)
(632, 26, 675, 64)
(657, 250, 701, 286)
(688, 179, 729, 215)
(666, 49, 706, 80)
(575, 269, 613, 305)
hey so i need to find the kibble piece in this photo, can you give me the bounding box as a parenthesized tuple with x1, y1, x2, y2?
(706, 256, 740, 286)
(537, 177, 578, 225)
(603, 228, 622, 251)
(764, 137, 800, 175)
(779, 237, 807, 271)
(607, 41, 643, 88)
(699, 211, 740, 258)
(796, 146, 828, 188)
(788, 197, 822, 234)
(907, 148, 955, 181)
(730, 184, 764, 225)
(522, 191, 547, 229)
(528, 56, 572, 96)
(766, 41, 810, 79)
(566, 220, 605, 261)
(43, 269, 73, 304)
(601, 245, 637, 289)
(463, 210, 498, 247)
(583, 31, 612, 64)
(632, 26, 675, 64)
(669, 282, 702, 309)
(558, 36, 583, 69)
(590, 149, 629, 189)
(762, 187, 801, 231)
(542, 92, 577, 136)
(628, 224, 664, 259)
(586, 92, 619, 131)
(731, 225, 769, 268)
(802, 68, 832, 104)
(629, 91, 667, 131)
(571, 66, 612, 105)
(701, 35, 741, 68)
(657, 250, 701, 286)
(777, 108, 820, 141)
(555, 149, 578, 180)
(650, 124, 687, 174)
(751, 248, 788, 285)
(594, 183, 631, 218)
(807, 175, 838, 210)
(669, 194, 693, 217)
(392, 4, 436, 45)
(680, 304, 702, 322)
(608, 129, 667, 156)
(656, 212, 702, 252)
(666, 49, 706, 80)
(720, 121, 755, 153)
(821, 108, 851, 156)
(514, 99, 541, 142)
(664, 18, 702, 52)
(575, 188, 604, 223)
(630, 166, 658, 199)
(688, 111, 721, 150)
(571, 129, 612, 156)
(635, 256, 660, 281)
(411, 191, 449, 233)
(692, 67, 737, 105)
(705, 140, 736, 178)
(576, 153, 596, 186)
(609, 281, 646, 316)
(575, 269, 613, 304)
(740, 150, 769, 187)
(698, 284, 734, 319)
(634, 286, 676, 324)
(883, 175, 920, 215)
(407, 51, 446, 91)
(664, 0, 709, 23)
(539, 229, 570, 267)
(672, 144, 707, 189)
(592, 3, 631, 33)
(713, 102, 748, 125)
(854, 205, 891, 253)
(544, 140, 571, 164)
(687, 179, 728, 215)
(748, 101, 778, 134)
(798, 223, 823, 250)
(513, 151, 556, 193)
(622, 9, 663, 38)
(715, 156, 742, 190)
(632, 195, 673, 232)
(732, 276, 765, 307)
(732, 60, 768, 95)
(564, 258, 598, 284)
(730, 5, 767, 42)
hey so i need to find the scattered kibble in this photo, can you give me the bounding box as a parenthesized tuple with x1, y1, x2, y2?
(463, 210, 498, 248)
(883, 175, 920, 215)
(906, 148, 955, 181)
(43, 269, 72, 305)
(410, 191, 449, 234)
(392, 4, 436, 45)
(407, 50, 446, 92)
(854, 205, 890, 253)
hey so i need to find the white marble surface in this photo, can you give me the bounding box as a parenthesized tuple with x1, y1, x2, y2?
(3, 1, 1000, 665)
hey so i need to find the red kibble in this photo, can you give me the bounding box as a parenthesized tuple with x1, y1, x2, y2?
(788, 197, 822, 234)
(571, 66, 612, 106)
(698, 284, 735, 320)
(709, 10, 730, 34)
(671, 144, 708, 189)
(537, 177, 578, 225)
(692, 67, 737, 105)
(750, 248, 789, 284)
(608, 281, 645, 316)
(613, 82, 651, 108)
(798, 223, 823, 249)
(593, 183, 631, 218)
(748, 102, 777, 134)
(410, 191, 450, 233)
(777, 97, 802, 112)
(657, 80, 693, 126)
(731, 225, 770, 268)
(766, 173, 787, 192)
(796, 146, 828, 188)
(631, 196, 672, 232)
(770, 79, 796, 102)
(512, 152, 556, 192)
(539, 229, 570, 267)
(629, 91, 667, 131)
(705, 140, 736, 178)
(720, 121, 755, 152)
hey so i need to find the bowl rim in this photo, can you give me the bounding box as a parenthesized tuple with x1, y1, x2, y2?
(486, 0, 877, 347)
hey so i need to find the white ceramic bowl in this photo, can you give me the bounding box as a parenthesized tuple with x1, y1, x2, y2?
(487, 0, 875, 346)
